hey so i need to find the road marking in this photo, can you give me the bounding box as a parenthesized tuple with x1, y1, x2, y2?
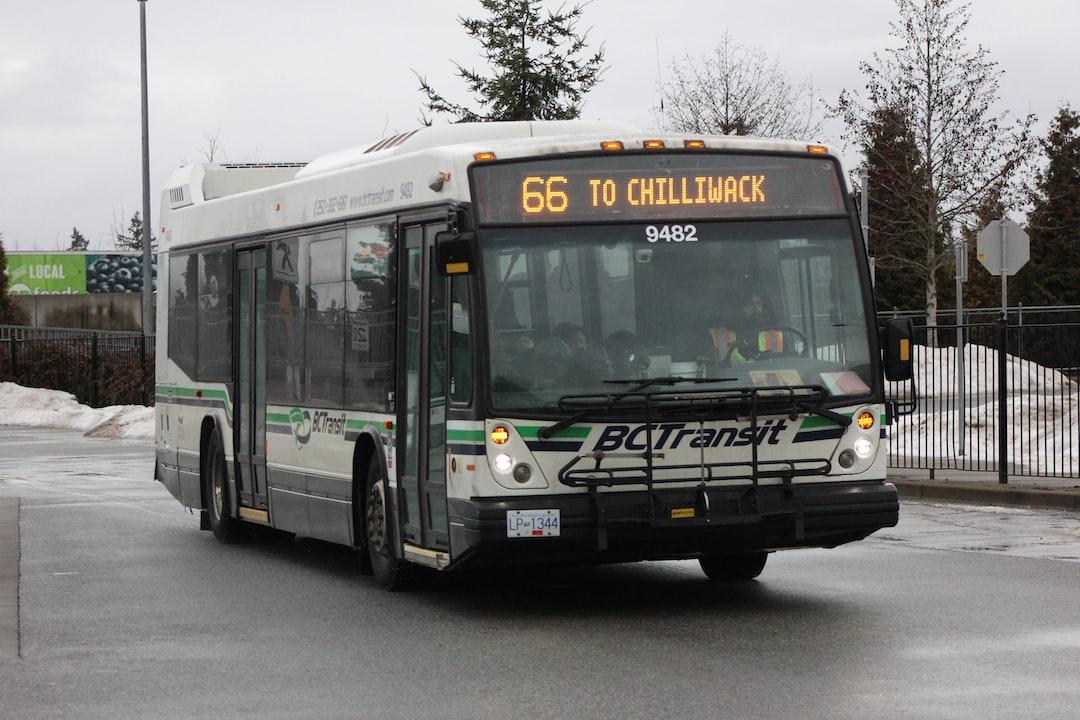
(0, 497, 20, 660)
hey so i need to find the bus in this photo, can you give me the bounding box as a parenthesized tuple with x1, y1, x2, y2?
(154, 121, 913, 590)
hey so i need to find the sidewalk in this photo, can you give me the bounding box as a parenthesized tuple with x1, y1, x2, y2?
(890, 468, 1080, 511)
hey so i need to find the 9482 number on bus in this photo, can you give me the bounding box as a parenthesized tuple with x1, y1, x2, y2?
(645, 224, 698, 243)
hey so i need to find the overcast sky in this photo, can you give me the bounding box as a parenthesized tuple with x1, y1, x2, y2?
(1, 0, 1076, 251)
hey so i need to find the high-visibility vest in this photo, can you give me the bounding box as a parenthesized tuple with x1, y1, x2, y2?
(710, 327, 784, 363)
(758, 329, 784, 353)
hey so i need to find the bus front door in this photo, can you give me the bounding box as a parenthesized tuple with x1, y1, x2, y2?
(398, 223, 450, 551)
(236, 248, 269, 518)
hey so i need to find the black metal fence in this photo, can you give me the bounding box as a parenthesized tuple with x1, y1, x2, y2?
(885, 317, 1080, 478)
(0, 335, 154, 408)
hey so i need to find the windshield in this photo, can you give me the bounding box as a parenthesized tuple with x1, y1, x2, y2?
(482, 219, 875, 413)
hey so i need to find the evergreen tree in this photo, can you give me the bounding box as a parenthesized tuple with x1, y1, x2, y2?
(69, 227, 89, 251)
(416, 0, 605, 123)
(1019, 105, 1080, 306)
(860, 104, 931, 312)
(834, 0, 1036, 320)
(0, 233, 30, 325)
(114, 211, 154, 252)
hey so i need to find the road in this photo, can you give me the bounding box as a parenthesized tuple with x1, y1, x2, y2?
(1, 428, 1078, 720)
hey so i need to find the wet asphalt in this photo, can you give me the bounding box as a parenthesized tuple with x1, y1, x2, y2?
(0, 427, 1078, 720)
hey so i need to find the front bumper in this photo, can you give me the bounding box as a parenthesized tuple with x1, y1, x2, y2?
(447, 480, 898, 568)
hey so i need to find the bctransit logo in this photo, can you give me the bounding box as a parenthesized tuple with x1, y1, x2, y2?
(592, 420, 789, 452)
(289, 407, 312, 447)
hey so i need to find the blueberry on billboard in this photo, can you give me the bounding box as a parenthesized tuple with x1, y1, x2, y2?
(6, 253, 158, 295)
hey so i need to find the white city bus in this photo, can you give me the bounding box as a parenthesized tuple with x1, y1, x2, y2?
(155, 121, 913, 589)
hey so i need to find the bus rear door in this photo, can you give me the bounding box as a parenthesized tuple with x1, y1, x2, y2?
(235, 247, 270, 519)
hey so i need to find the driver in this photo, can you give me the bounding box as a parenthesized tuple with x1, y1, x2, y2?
(707, 281, 785, 365)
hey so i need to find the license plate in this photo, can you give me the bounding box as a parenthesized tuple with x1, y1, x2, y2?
(506, 509, 561, 538)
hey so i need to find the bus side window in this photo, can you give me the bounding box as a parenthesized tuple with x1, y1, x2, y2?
(449, 275, 472, 404)
(305, 233, 345, 407)
(346, 220, 396, 412)
(266, 238, 303, 404)
(168, 252, 199, 380)
(197, 250, 232, 383)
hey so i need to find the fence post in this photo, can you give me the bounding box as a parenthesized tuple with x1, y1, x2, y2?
(140, 335, 149, 406)
(998, 318, 1008, 484)
(9, 340, 17, 381)
(90, 335, 99, 408)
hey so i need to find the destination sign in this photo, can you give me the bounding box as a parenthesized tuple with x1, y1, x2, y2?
(471, 153, 845, 224)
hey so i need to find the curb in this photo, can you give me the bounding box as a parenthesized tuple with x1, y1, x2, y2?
(893, 479, 1080, 512)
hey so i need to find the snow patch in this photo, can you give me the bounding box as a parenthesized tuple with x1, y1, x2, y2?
(0, 382, 154, 439)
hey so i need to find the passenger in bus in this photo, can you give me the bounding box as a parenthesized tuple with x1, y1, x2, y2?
(493, 331, 536, 389)
(551, 322, 610, 383)
(604, 330, 648, 379)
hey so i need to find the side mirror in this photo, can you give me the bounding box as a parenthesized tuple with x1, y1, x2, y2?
(883, 318, 914, 382)
(435, 230, 478, 276)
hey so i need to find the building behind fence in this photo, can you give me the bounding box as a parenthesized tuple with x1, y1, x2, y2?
(0, 326, 153, 407)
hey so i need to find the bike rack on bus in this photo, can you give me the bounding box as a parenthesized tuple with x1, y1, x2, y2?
(554, 385, 838, 551)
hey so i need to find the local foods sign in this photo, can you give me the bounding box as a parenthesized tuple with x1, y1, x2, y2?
(6, 253, 157, 295)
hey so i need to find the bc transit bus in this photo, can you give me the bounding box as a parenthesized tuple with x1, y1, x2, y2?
(154, 121, 914, 589)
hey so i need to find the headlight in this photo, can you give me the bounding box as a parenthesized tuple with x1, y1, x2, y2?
(493, 453, 513, 474)
(853, 437, 874, 458)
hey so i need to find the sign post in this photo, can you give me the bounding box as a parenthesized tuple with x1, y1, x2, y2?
(976, 218, 1030, 485)
(955, 239, 967, 456)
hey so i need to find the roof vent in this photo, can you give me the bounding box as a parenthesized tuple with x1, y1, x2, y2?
(168, 185, 190, 209)
(364, 129, 421, 154)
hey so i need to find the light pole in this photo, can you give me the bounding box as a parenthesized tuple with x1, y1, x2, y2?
(138, 0, 154, 335)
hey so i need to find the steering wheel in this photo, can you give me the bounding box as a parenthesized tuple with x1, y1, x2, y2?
(727, 325, 809, 361)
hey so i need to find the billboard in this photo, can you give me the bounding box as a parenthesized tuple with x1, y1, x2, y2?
(6, 253, 158, 295)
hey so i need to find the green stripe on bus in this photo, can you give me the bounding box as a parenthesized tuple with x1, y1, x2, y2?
(156, 385, 234, 418)
(346, 419, 394, 432)
(447, 429, 484, 442)
(266, 412, 291, 424)
(514, 425, 591, 439)
(799, 413, 854, 429)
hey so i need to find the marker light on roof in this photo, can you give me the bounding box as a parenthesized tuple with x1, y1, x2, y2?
(684, 140, 706, 149)
(643, 140, 665, 150)
(600, 141, 624, 151)
(473, 152, 497, 162)
(807, 145, 829, 155)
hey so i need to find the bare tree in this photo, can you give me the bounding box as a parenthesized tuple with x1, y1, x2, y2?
(834, 0, 1036, 320)
(658, 32, 820, 139)
(201, 128, 226, 163)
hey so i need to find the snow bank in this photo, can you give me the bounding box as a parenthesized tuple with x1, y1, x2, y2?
(888, 343, 1077, 400)
(0, 382, 154, 439)
(890, 397, 1080, 475)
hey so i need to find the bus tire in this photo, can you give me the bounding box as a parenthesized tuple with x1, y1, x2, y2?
(698, 551, 768, 581)
(204, 428, 243, 543)
(364, 456, 412, 591)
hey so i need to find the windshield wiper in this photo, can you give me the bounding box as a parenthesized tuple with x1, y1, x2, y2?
(791, 397, 852, 427)
(539, 377, 722, 439)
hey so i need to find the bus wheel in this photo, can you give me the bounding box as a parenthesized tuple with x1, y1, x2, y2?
(205, 429, 242, 543)
(698, 552, 768, 581)
(364, 457, 412, 591)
